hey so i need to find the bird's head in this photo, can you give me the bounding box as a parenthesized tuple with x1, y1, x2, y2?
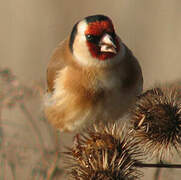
(69, 15, 125, 67)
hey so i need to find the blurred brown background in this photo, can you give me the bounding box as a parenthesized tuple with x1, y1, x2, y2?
(1, 0, 181, 87)
(0, 0, 181, 179)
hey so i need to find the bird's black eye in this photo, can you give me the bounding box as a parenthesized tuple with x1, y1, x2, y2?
(86, 34, 100, 44)
(86, 34, 94, 41)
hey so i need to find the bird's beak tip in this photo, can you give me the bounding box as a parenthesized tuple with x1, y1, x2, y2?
(99, 33, 117, 54)
(100, 45, 117, 54)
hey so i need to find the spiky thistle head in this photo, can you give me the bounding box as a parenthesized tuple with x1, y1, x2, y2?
(64, 123, 142, 180)
(130, 83, 181, 160)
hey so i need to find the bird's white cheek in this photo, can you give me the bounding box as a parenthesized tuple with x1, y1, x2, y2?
(73, 35, 95, 66)
(73, 36, 88, 58)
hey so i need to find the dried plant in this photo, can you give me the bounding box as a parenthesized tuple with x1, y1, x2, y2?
(1, 67, 181, 180)
(130, 83, 181, 160)
(0, 67, 63, 180)
(64, 124, 142, 180)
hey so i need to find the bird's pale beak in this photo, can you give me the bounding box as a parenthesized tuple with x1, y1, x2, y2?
(99, 34, 117, 54)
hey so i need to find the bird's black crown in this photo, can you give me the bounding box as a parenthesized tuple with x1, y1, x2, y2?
(69, 15, 110, 52)
(85, 14, 110, 24)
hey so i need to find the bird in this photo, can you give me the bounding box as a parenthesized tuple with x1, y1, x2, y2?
(44, 14, 143, 132)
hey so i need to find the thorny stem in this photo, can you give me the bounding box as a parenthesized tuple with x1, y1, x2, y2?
(0, 105, 16, 180)
(19, 101, 45, 153)
(41, 116, 56, 146)
(154, 168, 161, 180)
(0, 158, 5, 180)
(46, 130, 60, 180)
(0, 104, 5, 180)
(135, 163, 181, 168)
(19, 100, 61, 179)
(9, 163, 17, 180)
(153, 159, 162, 180)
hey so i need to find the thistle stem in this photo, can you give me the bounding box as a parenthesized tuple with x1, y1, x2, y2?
(135, 163, 181, 168)
(154, 168, 161, 180)
(19, 101, 45, 152)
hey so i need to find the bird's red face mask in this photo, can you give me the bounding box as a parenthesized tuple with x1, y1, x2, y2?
(85, 20, 120, 61)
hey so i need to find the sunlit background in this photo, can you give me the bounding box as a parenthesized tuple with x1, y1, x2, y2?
(0, 0, 181, 179)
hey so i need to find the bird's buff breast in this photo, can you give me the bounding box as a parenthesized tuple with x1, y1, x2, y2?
(44, 68, 136, 132)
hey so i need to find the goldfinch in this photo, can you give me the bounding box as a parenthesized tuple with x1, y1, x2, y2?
(44, 15, 143, 132)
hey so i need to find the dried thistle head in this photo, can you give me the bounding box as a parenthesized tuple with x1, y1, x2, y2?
(64, 124, 142, 180)
(130, 83, 181, 160)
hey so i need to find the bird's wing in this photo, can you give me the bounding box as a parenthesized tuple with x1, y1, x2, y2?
(47, 39, 68, 92)
(120, 43, 143, 94)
